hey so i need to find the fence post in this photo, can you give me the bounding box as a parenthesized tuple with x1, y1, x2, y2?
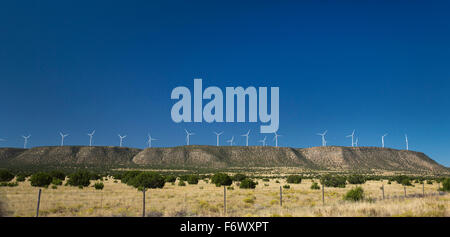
(422, 182, 425, 196)
(404, 186, 406, 198)
(142, 188, 146, 217)
(322, 184, 325, 205)
(36, 189, 41, 217)
(382, 184, 385, 200)
(223, 186, 226, 216)
(279, 186, 282, 207)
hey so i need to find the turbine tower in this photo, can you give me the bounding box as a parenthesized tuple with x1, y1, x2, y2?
(405, 134, 409, 151)
(59, 132, 69, 146)
(382, 133, 388, 148)
(355, 137, 359, 147)
(87, 130, 95, 147)
(185, 129, 194, 146)
(316, 130, 327, 147)
(258, 136, 267, 146)
(226, 136, 234, 146)
(147, 134, 157, 148)
(346, 130, 355, 147)
(273, 132, 281, 147)
(118, 134, 127, 147)
(22, 135, 31, 149)
(241, 130, 250, 146)
(213, 131, 223, 146)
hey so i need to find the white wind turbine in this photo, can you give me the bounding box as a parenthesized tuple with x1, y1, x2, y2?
(258, 136, 267, 146)
(59, 132, 69, 146)
(355, 137, 359, 147)
(87, 130, 95, 147)
(405, 134, 409, 151)
(213, 131, 223, 146)
(22, 135, 31, 149)
(241, 129, 250, 146)
(185, 129, 194, 146)
(147, 134, 157, 148)
(273, 132, 281, 147)
(346, 130, 355, 147)
(118, 134, 127, 147)
(317, 130, 327, 147)
(382, 133, 388, 148)
(226, 136, 234, 146)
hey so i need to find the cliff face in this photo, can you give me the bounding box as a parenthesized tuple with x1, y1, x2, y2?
(0, 145, 447, 173)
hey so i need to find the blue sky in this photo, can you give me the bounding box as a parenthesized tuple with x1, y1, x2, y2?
(1, 1, 449, 166)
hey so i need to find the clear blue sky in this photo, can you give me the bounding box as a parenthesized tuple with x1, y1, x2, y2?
(1, 1, 449, 166)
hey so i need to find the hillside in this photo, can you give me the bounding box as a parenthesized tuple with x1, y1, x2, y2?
(0, 145, 447, 173)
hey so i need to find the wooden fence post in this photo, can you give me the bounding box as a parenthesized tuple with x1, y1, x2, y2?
(422, 182, 425, 196)
(36, 189, 41, 217)
(404, 186, 406, 198)
(382, 184, 385, 200)
(223, 186, 226, 216)
(142, 188, 146, 217)
(322, 184, 325, 205)
(280, 186, 282, 207)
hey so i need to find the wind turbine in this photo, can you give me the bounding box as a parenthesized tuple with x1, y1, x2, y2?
(258, 136, 267, 146)
(22, 135, 31, 149)
(346, 130, 355, 147)
(382, 134, 388, 148)
(213, 131, 223, 146)
(185, 129, 194, 146)
(147, 134, 157, 148)
(59, 132, 69, 146)
(226, 136, 234, 146)
(355, 137, 359, 147)
(241, 130, 250, 146)
(87, 130, 95, 147)
(273, 132, 281, 147)
(118, 134, 127, 147)
(405, 134, 409, 151)
(316, 130, 327, 147)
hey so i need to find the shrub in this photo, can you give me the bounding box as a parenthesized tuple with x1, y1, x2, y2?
(120, 171, 142, 184)
(442, 178, 450, 192)
(49, 171, 66, 181)
(239, 178, 257, 189)
(164, 175, 177, 183)
(347, 174, 366, 184)
(427, 180, 433, 185)
(179, 175, 189, 182)
(129, 172, 165, 189)
(211, 173, 232, 187)
(94, 182, 104, 190)
(0, 182, 18, 187)
(401, 179, 412, 186)
(343, 187, 364, 202)
(233, 173, 247, 182)
(186, 175, 199, 185)
(283, 185, 290, 189)
(262, 178, 270, 182)
(0, 170, 14, 182)
(320, 174, 346, 188)
(227, 186, 234, 190)
(310, 182, 320, 190)
(16, 174, 26, 182)
(30, 172, 53, 187)
(178, 180, 186, 186)
(51, 178, 63, 186)
(286, 175, 302, 184)
(51, 185, 58, 189)
(67, 171, 91, 187)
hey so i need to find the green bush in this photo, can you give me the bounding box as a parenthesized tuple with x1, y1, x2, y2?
(67, 171, 91, 187)
(94, 182, 104, 190)
(186, 175, 199, 185)
(232, 173, 247, 182)
(286, 175, 302, 184)
(120, 171, 142, 184)
(30, 172, 53, 187)
(211, 173, 232, 187)
(239, 178, 256, 189)
(320, 174, 346, 188)
(178, 180, 186, 186)
(164, 175, 177, 183)
(51, 178, 63, 186)
(49, 171, 66, 181)
(401, 179, 412, 186)
(0, 182, 18, 187)
(347, 174, 366, 184)
(442, 178, 450, 192)
(51, 185, 58, 189)
(16, 174, 26, 182)
(343, 187, 364, 202)
(0, 170, 14, 182)
(310, 182, 320, 190)
(427, 180, 433, 185)
(283, 185, 290, 189)
(262, 178, 270, 182)
(129, 172, 165, 189)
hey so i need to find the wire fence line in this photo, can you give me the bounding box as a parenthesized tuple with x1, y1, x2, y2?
(1, 182, 446, 217)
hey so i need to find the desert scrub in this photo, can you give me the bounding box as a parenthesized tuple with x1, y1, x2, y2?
(67, 171, 91, 187)
(347, 174, 366, 184)
(283, 185, 290, 189)
(240, 178, 257, 189)
(51, 178, 63, 186)
(232, 173, 247, 182)
(164, 175, 177, 183)
(441, 178, 450, 192)
(186, 175, 199, 185)
(129, 172, 165, 189)
(320, 174, 346, 188)
(343, 187, 364, 202)
(310, 182, 320, 190)
(211, 173, 232, 187)
(0, 170, 14, 182)
(286, 175, 302, 184)
(94, 182, 104, 190)
(178, 180, 186, 186)
(30, 172, 53, 187)
(243, 195, 256, 204)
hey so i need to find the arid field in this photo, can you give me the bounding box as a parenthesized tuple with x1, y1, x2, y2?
(0, 176, 448, 217)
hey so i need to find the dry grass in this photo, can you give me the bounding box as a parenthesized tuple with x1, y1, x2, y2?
(0, 177, 448, 217)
